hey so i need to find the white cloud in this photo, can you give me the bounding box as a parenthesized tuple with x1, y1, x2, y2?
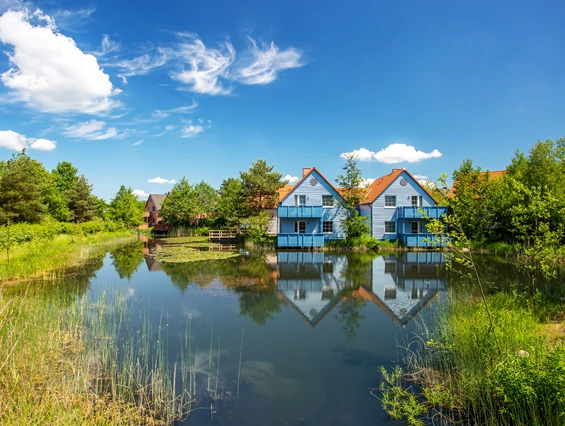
(171, 33, 235, 95)
(133, 189, 149, 199)
(153, 100, 198, 118)
(105, 47, 170, 84)
(50, 8, 95, 32)
(63, 120, 120, 140)
(0, 129, 56, 151)
(359, 177, 376, 187)
(181, 123, 204, 138)
(236, 37, 303, 85)
(283, 174, 299, 184)
(0, 9, 120, 114)
(132, 140, 143, 146)
(340, 144, 442, 164)
(340, 148, 375, 161)
(413, 174, 428, 180)
(148, 177, 176, 184)
(93, 34, 119, 56)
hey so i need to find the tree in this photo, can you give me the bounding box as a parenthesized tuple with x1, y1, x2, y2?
(52, 161, 79, 193)
(0, 150, 50, 224)
(159, 177, 196, 227)
(66, 175, 97, 223)
(192, 181, 219, 225)
(216, 178, 244, 227)
(239, 159, 286, 217)
(335, 154, 370, 240)
(109, 185, 144, 228)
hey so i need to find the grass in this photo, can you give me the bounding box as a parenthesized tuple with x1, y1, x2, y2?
(378, 292, 565, 425)
(0, 287, 194, 425)
(0, 231, 135, 284)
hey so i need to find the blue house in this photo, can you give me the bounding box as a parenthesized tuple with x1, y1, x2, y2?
(360, 168, 448, 247)
(277, 168, 346, 248)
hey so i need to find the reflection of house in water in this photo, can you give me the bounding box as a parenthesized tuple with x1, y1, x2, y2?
(142, 239, 164, 272)
(277, 251, 447, 328)
(361, 252, 447, 326)
(276, 252, 353, 326)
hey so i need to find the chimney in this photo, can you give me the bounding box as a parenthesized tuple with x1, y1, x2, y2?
(303, 168, 312, 177)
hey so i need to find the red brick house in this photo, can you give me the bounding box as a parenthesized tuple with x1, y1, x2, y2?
(140, 194, 169, 231)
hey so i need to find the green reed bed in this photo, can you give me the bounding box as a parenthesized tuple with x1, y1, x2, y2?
(0, 231, 134, 283)
(378, 293, 565, 426)
(0, 287, 195, 425)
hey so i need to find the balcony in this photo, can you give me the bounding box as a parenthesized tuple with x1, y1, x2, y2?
(277, 234, 325, 247)
(278, 205, 323, 218)
(397, 206, 448, 219)
(399, 233, 446, 247)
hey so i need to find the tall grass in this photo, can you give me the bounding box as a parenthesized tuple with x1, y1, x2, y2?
(379, 293, 565, 425)
(0, 231, 134, 283)
(0, 287, 195, 425)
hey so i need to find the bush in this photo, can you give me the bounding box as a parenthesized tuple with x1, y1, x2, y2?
(80, 221, 105, 234)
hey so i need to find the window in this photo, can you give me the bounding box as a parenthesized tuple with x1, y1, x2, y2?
(294, 221, 306, 233)
(323, 221, 333, 233)
(295, 195, 306, 206)
(411, 221, 420, 234)
(322, 195, 334, 207)
(411, 195, 423, 207)
(152, 206, 156, 212)
(384, 221, 396, 233)
(385, 195, 396, 207)
(384, 262, 396, 273)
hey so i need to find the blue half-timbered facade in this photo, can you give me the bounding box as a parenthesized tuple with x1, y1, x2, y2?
(360, 169, 448, 247)
(277, 168, 346, 248)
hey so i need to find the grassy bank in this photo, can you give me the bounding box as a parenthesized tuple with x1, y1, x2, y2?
(379, 293, 565, 425)
(0, 288, 193, 425)
(0, 230, 134, 284)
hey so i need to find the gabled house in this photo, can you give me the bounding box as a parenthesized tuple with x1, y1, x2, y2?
(141, 193, 169, 232)
(276, 168, 347, 247)
(360, 168, 448, 247)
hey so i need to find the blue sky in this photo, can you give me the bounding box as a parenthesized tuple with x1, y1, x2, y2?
(0, 0, 564, 200)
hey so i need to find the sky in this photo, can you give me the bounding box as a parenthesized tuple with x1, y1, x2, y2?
(0, 0, 564, 201)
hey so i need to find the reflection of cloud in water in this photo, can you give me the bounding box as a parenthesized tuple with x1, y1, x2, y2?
(184, 308, 202, 319)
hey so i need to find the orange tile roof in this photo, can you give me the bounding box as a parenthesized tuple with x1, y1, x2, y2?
(362, 169, 438, 204)
(448, 169, 507, 197)
(277, 185, 295, 203)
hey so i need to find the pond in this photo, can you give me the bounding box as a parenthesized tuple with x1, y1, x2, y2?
(18, 242, 457, 425)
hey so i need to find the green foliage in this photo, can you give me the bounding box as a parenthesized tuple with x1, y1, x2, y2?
(65, 175, 97, 223)
(0, 150, 50, 224)
(239, 159, 286, 217)
(160, 178, 218, 227)
(378, 366, 427, 426)
(335, 154, 370, 239)
(240, 211, 272, 244)
(109, 185, 144, 228)
(239, 291, 283, 325)
(109, 242, 145, 279)
(216, 177, 244, 227)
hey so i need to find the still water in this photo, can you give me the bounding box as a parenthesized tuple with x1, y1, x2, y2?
(29, 243, 452, 425)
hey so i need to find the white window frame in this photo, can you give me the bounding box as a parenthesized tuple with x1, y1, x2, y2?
(295, 194, 306, 206)
(322, 195, 334, 207)
(411, 221, 420, 234)
(384, 221, 396, 233)
(322, 221, 333, 233)
(384, 195, 396, 208)
(294, 221, 306, 234)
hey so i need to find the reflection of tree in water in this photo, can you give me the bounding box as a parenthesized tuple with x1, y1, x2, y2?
(334, 288, 367, 343)
(238, 290, 283, 325)
(161, 261, 218, 292)
(342, 252, 378, 287)
(109, 242, 145, 280)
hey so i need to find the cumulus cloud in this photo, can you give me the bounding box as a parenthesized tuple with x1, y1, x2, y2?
(413, 174, 428, 180)
(0, 9, 120, 114)
(181, 123, 204, 138)
(340, 144, 442, 164)
(0, 129, 56, 151)
(148, 177, 176, 184)
(283, 174, 299, 184)
(63, 120, 120, 140)
(236, 37, 303, 85)
(133, 189, 149, 199)
(171, 33, 235, 95)
(359, 177, 376, 187)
